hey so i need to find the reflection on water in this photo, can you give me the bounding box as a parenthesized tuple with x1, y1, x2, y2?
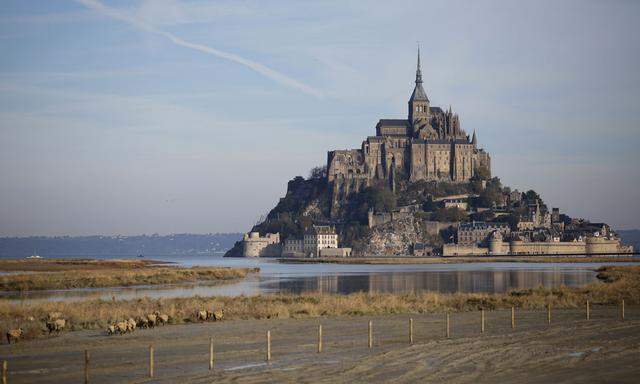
(269, 269, 596, 295)
(0, 261, 606, 303)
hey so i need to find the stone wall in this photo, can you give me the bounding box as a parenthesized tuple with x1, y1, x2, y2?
(442, 244, 489, 256)
(368, 210, 413, 228)
(242, 232, 281, 257)
(489, 237, 624, 255)
(319, 248, 352, 257)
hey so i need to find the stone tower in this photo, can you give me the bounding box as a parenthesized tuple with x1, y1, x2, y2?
(408, 47, 430, 129)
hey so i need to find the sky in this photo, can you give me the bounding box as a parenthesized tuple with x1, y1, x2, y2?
(0, 0, 639, 236)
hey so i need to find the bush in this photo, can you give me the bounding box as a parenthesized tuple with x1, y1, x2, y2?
(431, 207, 467, 222)
(345, 186, 396, 224)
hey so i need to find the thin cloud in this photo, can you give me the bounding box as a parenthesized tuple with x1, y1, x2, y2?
(73, 0, 323, 98)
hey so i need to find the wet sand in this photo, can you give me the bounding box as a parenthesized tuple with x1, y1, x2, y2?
(1, 306, 638, 383)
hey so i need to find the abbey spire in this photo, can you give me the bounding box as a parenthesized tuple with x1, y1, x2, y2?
(409, 47, 429, 103)
(408, 45, 430, 125)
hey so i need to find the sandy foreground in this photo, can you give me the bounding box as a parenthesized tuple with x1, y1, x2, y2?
(1, 306, 638, 383)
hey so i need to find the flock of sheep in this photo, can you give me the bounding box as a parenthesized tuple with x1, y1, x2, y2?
(6, 312, 66, 344)
(106, 312, 170, 335)
(5, 308, 225, 343)
(105, 308, 224, 335)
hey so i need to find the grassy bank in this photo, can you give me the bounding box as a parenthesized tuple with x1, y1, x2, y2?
(281, 255, 640, 264)
(0, 259, 258, 291)
(0, 258, 169, 272)
(1, 266, 638, 342)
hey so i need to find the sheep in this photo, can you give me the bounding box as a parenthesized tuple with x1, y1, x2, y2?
(157, 314, 169, 325)
(212, 309, 224, 321)
(146, 314, 157, 328)
(126, 318, 136, 332)
(46, 312, 63, 321)
(106, 325, 116, 335)
(46, 318, 66, 334)
(136, 317, 149, 329)
(115, 321, 128, 335)
(6, 328, 23, 344)
(197, 310, 208, 321)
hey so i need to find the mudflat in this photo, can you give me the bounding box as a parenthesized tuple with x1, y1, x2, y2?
(1, 306, 638, 383)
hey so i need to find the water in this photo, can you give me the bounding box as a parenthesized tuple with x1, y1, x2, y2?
(1, 254, 633, 303)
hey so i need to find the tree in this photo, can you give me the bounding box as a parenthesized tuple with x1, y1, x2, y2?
(308, 165, 327, 180)
(345, 186, 397, 224)
(422, 196, 437, 212)
(432, 207, 467, 222)
(474, 165, 491, 181)
(523, 189, 541, 202)
(475, 177, 504, 208)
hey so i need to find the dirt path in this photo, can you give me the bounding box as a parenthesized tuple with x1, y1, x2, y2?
(1, 306, 638, 383)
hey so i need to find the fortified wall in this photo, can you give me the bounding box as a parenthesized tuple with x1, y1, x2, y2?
(242, 232, 281, 257)
(444, 234, 628, 256)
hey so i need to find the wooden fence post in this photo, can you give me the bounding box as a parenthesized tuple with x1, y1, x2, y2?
(209, 337, 214, 371)
(586, 300, 590, 320)
(318, 325, 323, 353)
(511, 306, 515, 329)
(547, 304, 551, 325)
(266, 330, 272, 362)
(149, 345, 154, 378)
(2, 360, 7, 384)
(368, 321, 373, 349)
(446, 313, 450, 339)
(84, 350, 90, 384)
(621, 300, 625, 320)
(481, 309, 485, 333)
(409, 318, 414, 344)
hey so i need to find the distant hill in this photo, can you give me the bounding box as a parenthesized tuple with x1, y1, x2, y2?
(618, 230, 640, 251)
(0, 233, 243, 257)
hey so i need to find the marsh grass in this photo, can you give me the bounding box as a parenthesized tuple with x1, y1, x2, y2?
(0, 265, 259, 291)
(1, 266, 638, 342)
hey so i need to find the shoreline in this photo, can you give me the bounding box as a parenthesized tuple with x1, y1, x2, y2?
(278, 255, 640, 264)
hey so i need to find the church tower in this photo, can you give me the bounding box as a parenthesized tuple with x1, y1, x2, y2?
(408, 47, 430, 128)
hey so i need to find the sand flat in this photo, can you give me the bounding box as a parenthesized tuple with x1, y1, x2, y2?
(1, 307, 638, 383)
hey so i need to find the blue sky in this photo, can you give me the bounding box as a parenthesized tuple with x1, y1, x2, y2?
(1, 0, 639, 236)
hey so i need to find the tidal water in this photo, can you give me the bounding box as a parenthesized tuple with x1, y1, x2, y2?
(0, 254, 632, 303)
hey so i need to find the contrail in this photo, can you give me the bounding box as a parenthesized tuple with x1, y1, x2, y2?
(74, 0, 323, 98)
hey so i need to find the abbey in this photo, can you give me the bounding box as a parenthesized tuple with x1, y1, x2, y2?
(327, 50, 491, 211)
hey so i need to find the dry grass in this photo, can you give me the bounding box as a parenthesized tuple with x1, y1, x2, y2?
(0, 258, 168, 272)
(1, 266, 638, 342)
(282, 256, 640, 264)
(0, 264, 259, 291)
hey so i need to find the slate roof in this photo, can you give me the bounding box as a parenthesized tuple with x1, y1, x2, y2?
(409, 83, 429, 102)
(377, 119, 408, 126)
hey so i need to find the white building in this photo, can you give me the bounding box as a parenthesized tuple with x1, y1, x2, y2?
(304, 226, 338, 257)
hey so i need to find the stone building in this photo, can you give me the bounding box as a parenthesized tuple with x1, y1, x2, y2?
(242, 232, 281, 257)
(327, 49, 491, 217)
(457, 221, 511, 246)
(282, 238, 304, 257)
(304, 225, 338, 257)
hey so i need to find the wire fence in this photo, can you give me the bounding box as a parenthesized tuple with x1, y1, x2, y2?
(0, 301, 637, 384)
